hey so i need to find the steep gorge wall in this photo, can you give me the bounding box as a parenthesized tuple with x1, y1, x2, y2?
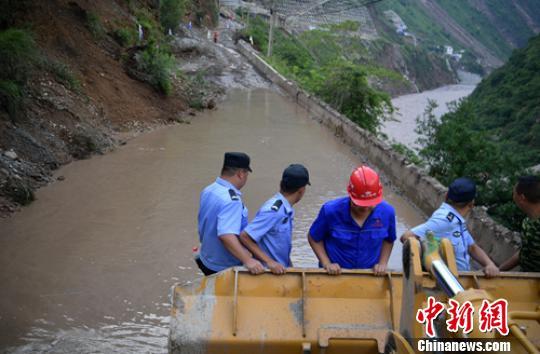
(237, 40, 519, 266)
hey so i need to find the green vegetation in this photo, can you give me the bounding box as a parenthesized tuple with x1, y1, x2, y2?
(138, 44, 176, 95)
(392, 142, 424, 166)
(374, 0, 539, 68)
(5, 178, 34, 205)
(134, 6, 162, 41)
(44, 60, 81, 92)
(459, 51, 484, 76)
(0, 28, 38, 120)
(240, 16, 393, 133)
(192, 0, 219, 27)
(435, 0, 531, 59)
(112, 27, 137, 47)
(326, 20, 360, 32)
(85, 11, 105, 38)
(468, 35, 540, 160)
(374, 0, 459, 49)
(0, 28, 84, 119)
(160, 0, 187, 33)
(186, 71, 208, 110)
(0, 80, 23, 119)
(123, 4, 181, 96)
(295, 19, 451, 91)
(314, 60, 393, 132)
(415, 35, 540, 230)
(484, 0, 535, 49)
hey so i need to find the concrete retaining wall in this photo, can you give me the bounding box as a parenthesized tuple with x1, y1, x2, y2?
(236, 40, 519, 265)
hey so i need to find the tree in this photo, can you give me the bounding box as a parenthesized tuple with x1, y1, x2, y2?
(415, 98, 529, 230)
(314, 60, 393, 133)
(159, 0, 186, 33)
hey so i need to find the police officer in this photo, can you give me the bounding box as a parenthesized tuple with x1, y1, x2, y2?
(401, 177, 499, 277)
(196, 152, 264, 276)
(308, 165, 396, 276)
(239, 164, 310, 275)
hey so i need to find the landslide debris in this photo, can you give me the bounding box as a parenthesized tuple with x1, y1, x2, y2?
(0, 0, 268, 216)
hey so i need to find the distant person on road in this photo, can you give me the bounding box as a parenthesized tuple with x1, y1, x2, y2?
(500, 176, 540, 272)
(196, 152, 264, 276)
(400, 177, 499, 277)
(239, 164, 310, 275)
(308, 166, 396, 276)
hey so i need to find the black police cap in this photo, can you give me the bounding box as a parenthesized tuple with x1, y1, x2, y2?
(223, 152, 252, 172)
(282, 164, 310, 189)
(448, 177, 476, 203)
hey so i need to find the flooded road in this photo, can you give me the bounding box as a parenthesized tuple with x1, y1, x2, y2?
(1, 89, 424, 353)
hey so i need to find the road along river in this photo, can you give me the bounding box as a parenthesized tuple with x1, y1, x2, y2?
(1, 89, 424, 353)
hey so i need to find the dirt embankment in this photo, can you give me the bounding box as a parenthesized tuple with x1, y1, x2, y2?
(0, 0, 268, 216)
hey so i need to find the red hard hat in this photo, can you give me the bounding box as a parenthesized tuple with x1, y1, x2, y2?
(347, 166, 383, 207)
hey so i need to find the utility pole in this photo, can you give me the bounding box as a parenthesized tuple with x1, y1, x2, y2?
(267, 2, 275, 57)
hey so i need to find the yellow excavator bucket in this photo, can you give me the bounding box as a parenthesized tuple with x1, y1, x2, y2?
(170, 268, 402, 354)
(169, 240, 540, 354)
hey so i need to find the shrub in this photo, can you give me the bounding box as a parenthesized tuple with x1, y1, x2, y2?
(391, 142, 424, 166)
(0, 80, 23, 120)
(0, 28, 38, 119)
(159, 0, 187, 33)
(313, 60, 393, 133)
(69, 133, 98, 159)
(242, 16, 393, 134)
(0, 28, 38, 83)
(138, 44, 175, 95)
(112, 27, 137, 47)
(44, 60, 81, 91)
(135, 7, 161, 41)
(327, 20, 360, 32)
(415, 98, 530, 230)
(85, 11, 104, 38)
(189, 98, 205, 110)
(5, 178, 35, 205)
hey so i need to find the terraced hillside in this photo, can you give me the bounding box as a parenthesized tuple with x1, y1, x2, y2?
(239, 0, 540, 73)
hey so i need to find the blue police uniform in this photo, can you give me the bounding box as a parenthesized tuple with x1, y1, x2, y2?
(309, 197, 396, 269)
(198, 177, 248, 272)
(243, 193, 294, 267)
(411, 202, 475, 271)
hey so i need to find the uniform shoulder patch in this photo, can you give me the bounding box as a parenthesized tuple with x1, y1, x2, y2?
(446, 212, 455, 222)
(271, 199, 283, 212)
(228, 189, 239, 201)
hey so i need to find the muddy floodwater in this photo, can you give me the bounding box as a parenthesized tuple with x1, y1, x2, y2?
(383, 81, 478, 148)
(1, 89, 424, 353)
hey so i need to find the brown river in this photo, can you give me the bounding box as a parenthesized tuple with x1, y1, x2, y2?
(0, 89, 425, 353)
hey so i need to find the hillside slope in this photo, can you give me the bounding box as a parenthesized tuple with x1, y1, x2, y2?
(0, 0, 261, 216)
(415, 34, 540, 230)
(374, 0, 540, 71)
(467, 34, 540, 163)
